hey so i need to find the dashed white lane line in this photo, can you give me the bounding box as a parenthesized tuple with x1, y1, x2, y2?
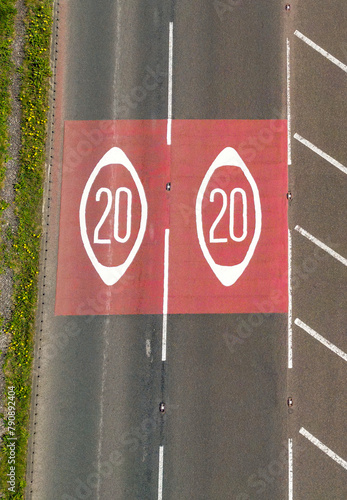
(287, 38, 291, 166)
(294, 30, 347, 74)
(299, 428, 347, 470)
(294, 133, 347, 176)
(288, 229, 293, 369)
(295, 225, 347, 267)
(295, 318, 347, 362)
(288, 438, 293, 500)
(162, 229, 170, 362)
(158, 445, 164, 500)
(167, 22, 173, 146)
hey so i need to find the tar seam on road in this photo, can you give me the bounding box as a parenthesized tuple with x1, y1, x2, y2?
(299, 428, 347, 470)
(288, 438, 293, 500)
(158, 445, 164, 500)
(288, 229, 293, 369)
(162, 229, 170, 361)
(295, 225, 347, 267)
(294, 133, 347, 176)
(167, 22, 173, 146)
(287, 38, 291, 166)
(295, 318, 347, 362)
(294, 30, 347, 74)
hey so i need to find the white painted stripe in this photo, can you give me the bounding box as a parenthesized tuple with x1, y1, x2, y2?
(288, 229, 293, 369)
(167, 22, 173, 145)
(295, 318, 347, 362)
(294, 133, 347, 176)
(300, 428, 347, 470)
(288, 438, 293, 500)
(158, 445, 164, 500)
(287, 38, 291, 165)
(294, 30, 347, 73)
(162, 229, 170, 361)
(295, 225, 347, 266)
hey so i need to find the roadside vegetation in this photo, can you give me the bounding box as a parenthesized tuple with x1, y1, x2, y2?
(0, 0, 52, 497)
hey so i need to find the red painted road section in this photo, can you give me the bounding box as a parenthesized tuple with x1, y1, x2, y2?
(55, 119, 287, 316)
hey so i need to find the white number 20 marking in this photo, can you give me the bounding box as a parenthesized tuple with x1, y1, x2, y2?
(94, 187, 132, 244)
(209, 187, 247, 243)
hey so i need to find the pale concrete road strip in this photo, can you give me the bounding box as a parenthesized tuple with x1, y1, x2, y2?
(167, 22, 173, 146)
(287, 38, 291, 166)
(162, 229, 170, 362)
(295, 318, 347, 362)
(158, 445, 164, 500)
(288, 229, 293, 369)
(288, 438, 293, 500)
(295, 225, 347, 267)
(300, 428, 347, 470)
(294, 30, 347, 73)
(294, 133, 347, 176)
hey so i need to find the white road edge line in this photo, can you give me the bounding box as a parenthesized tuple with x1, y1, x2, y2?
(158, 445, 164, 500)
(167, 22, 173, 146)
(288, 229, 293, 369)
(294, 133, 347, 176)
(162, 229, 170, 361)
(299, 428, 347, 470)
(295, 225, 347, 266)
(288, 438, 293, 500)
(287, 38, 291, 165)
(295, 318, 347, 362)
(294, 30, 347, 73)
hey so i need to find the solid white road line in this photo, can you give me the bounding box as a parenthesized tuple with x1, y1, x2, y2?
(288, 230, 293, 369)
(294, 30, 347, 73)
(287, 38, 291, 166)
(288, 438, 293, 500)
(299, 428, 347, 470)
(158, 445, 164, 500)
(294, 133, 347, 176)
(295, 225, 347, 267)
(167, 22, 173, 146)
(295, 318, 347, 362)
(162, 229, 170, 361)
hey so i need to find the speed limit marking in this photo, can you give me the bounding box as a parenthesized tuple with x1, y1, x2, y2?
(169, 119, 288, 314)
(55, 120, 168, 316)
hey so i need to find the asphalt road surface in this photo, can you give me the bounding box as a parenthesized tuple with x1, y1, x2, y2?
(26, 1, 346, 499)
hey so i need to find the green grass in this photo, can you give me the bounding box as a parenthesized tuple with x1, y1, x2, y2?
(0, 0, 16, 187)
(0, 1, 52, 497)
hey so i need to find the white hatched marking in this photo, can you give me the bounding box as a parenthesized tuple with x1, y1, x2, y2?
(300, 428, 347, 470)
(295, 318, 347, 362)
(295, 225, 347, 267)
(288, 229, 293, 369)
(294, 133, 347, 176)
(295, 30, 347, 73)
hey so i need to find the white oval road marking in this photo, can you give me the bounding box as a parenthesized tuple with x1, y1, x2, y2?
(196, 147, 262, 287)
(79, 147, 148, 286)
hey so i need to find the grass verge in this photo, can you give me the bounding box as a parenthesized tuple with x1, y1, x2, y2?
(0, 0, 52, 497)
(0, 0, 16, 188)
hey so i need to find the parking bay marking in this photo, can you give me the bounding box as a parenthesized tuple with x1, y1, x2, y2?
(294, 133, 347, 176)
(295, 225, 347, 267)
(294, 30, 347, 74)
(300, 428, 347, 470)
(295, 318, 347, 362)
